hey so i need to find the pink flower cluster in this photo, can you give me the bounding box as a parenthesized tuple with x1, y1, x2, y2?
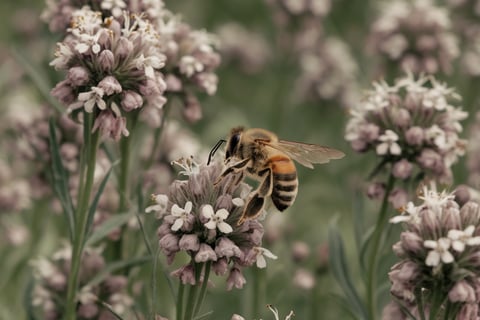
(345, 74, 467, 184)
(147, 159, 276, 290)
(385, 184, 480, 319)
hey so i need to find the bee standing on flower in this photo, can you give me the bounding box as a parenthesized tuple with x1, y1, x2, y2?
(212, 127, 345, 224)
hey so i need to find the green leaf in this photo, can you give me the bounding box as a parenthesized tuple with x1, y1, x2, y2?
(194, 311, 214, 320)
(83, 162, 117, 246)
(352, 191, 365, 256)
(359, 226, 375, 276)
(85, 212, 133, 246)
(87, 255, 151, 287)
(49, 118, 75, 242)
(23, 277, 38, 320)
(328, 219, 368, 320)
(10, 47, 63, 114)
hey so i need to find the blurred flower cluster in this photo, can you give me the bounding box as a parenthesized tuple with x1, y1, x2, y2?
(369, 0, 459, 76)
(345, 74, 467, 189)
(31, 244, 132, 319)
(147, 159, 277, 290)
(385, 184, 480, 319)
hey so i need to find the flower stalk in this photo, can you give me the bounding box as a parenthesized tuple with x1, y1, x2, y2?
(65, 111, 100, 320)
(366, 173, 395, 320)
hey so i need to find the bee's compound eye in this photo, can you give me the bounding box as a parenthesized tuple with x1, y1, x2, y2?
(227, 133, 240, 158)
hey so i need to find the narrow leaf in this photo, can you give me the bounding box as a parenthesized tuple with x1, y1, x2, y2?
(87, 255, 151, 287)
(85, 212, 133, 246)
(49, 118, 75, 241)
(352, 191, 365, 255)
(328, 220, 368, 320)
(83, 162, 117, 246)
(23, 277, 38, 320)
(194, 311, 214, 320)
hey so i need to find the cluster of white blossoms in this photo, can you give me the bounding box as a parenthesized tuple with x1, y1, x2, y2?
(146, 159, 277, 290)
(384, 184, 480, 319)
(345, 74, 467, 185)
(368, 0, 459, 75)
(31, 245, 132, 320)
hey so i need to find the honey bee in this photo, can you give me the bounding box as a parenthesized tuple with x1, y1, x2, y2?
(211, 127, 345, 224)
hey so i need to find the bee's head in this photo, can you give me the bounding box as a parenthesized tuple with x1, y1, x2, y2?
(226, 127, 244, 160)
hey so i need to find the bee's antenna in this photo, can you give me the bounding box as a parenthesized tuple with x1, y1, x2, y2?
(207, 139, 226, 165)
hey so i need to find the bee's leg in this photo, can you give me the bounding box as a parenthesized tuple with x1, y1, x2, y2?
(214, 158, 250, 186)
(238, 168, 272, 225)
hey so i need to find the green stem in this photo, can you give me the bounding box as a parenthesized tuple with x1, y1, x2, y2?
(183, 263, 203, 320)
(252, 267, 266, 318)
(65, 113, 100, 320)
(146, 101, 171, 169)
(176, 282, 185, 320)
(429, 284, 446, 320)
(193, 261, 211, 317)
(366, 173, 395, 320)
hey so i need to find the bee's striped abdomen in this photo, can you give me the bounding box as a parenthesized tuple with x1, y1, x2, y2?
(269, 155, 298, 211)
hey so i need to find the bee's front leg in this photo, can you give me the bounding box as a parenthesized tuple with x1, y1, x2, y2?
(238, 167, 272, 225)
(213, 158, 250, 186)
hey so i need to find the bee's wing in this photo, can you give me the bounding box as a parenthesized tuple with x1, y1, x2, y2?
(261, 139, 345, 169)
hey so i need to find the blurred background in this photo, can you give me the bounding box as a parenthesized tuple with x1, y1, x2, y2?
(1, 0, 478, 319)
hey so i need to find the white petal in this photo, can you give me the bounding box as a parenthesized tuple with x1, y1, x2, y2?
(232, 198, 244, 207)
(145, 204, 161, 213)
(171, 218, 183, 231)
(84, 99, 95, 113)
(389, 215, 410, 224)
(171, 204, 184, 217)
(426, 251, 440, 266)
(448, 229, 463, 240)
(256, 255, 267, 268)
(467, 237, 480, 246)
(376, 143, 388, 155)
(465, 225, 476, 236)
(75, 43, 89, 54)
(97, 98, 107, 110)
(204, 220, 217, 230)
(390, 143, 402, 155)
(92, 43, 101, 54)
(216, 209, 230, 220)
(424, 240, 438, 249)
(202, 205, 214, 219)
(452, 240, 465, 252)
(184, 201, 193, 213)
(260, 248, 278, 260)
(218, 222, 233, 234)
(438, 238, 451, 250)
(441, 251, 454, 264)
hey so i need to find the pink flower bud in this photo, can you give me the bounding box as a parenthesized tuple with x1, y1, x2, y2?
(98, 50, 115, 72)
(401, 231, 424, 254)
(226, 268, 246, 290)
(392, 159, 413, 180)
(391, 108, 411, 127)
(215, 195, 233, 211)
(171, 264, 196, 285)
(458, 303, 479, 320)
(215, 237, 243, 259)
(388, 188, 408, 209)
(231, 314, 246, 320)
(98, 76, 122, 96)
(104, 275, 128, 293)
(460, 201, 480, 226)
(405, 126, 424, 146)
(454, 185, 471, 206)
(194, 243, 217, 263)
(367, 182, 385, 200)
(121, 90, 143, 112)
(292, 268, 315, 290)
(159, 233, 180, 255)
(78, 303, 99, 318)
(212, 257, 229, 276)
(96, 29, 111, 47)
(115, 37, 134, 59)
(179, 234, 200, 251)
(417, 149, 443, 173)
(165, 74, 183, 92)
(182, 94, 202, 123)
(448, 280, 476, 303)
(51, 80, 75, 105)
(67, 67, 90, 86)
(291, 241, 310, 263)
(92, 111, 129, 141)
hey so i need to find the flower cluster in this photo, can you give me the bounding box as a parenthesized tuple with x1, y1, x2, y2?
(466, 111, 480, 188)
(31, 244, 132, 319)
(155, 11, 220, 123)
(42, 0, 165, 33)
(147, 158, 277, 290)
(345, 74, 467, 185)
(368, 0, 459, 75)
(385, 184, 480, 318)
(50, 6, 168, 140)
(295, 37, 358, 108)
(216, 23, 271, 74)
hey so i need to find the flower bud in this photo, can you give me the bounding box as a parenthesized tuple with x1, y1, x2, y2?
(104, 275, 128, 293)
(121, 90, 143, 112)
(166, 74, 183, 92)
(182, 94, 202, 123)
(215, 237, 243, 259)
(51, 80, 75, 105)
(171, 264, 196, 285)
(392, 159, 413, 180)
(448, 280, 476, 303)
(98, 76, 122, 96)
(292, 268, 315, 290)
(391, 108, 411, 127)
(115, 37, 134, 60)
(194, 243, 217, 263)
(179, 234, 200, 251)
(401, 231, 424, 254)
(67, 66, 90, 86)
(226, 268, 246, 290)
(454, 185, 471, 206)
(212, 257, 229, 276)
(405, 126, 424, 146)
(159, 233, 180, 255)
(291, 241, 310, 263)
(78, 303, 99, 318)
(98, 50, 115, 72)
(367, 182, 385, 200)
